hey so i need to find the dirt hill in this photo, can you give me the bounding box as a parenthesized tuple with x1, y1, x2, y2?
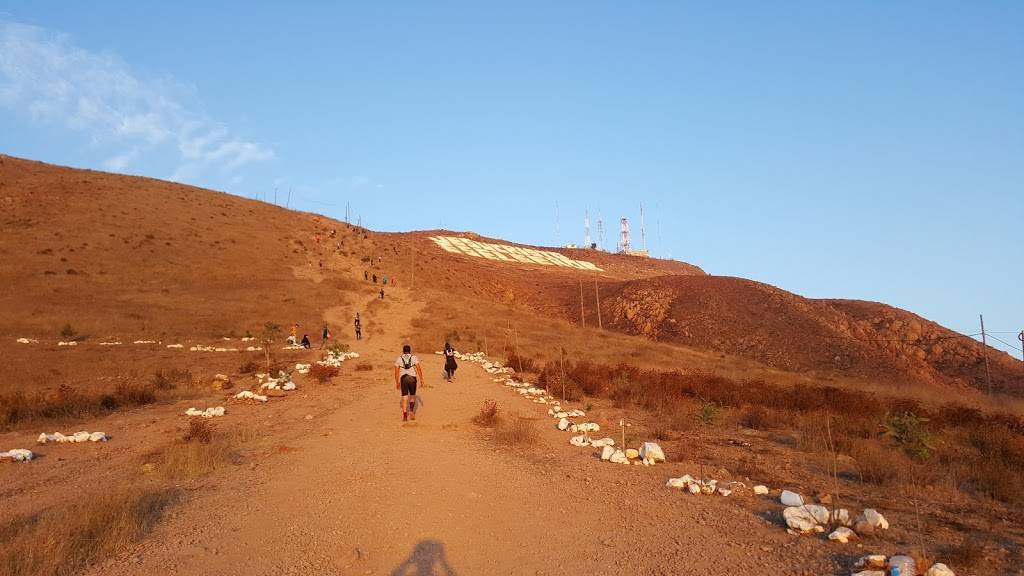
(1, 154, 1020, 396)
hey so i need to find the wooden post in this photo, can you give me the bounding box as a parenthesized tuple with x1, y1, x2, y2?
(594, 271, 602, 330)
(514, 326, 524, 375)
(559, 346, 566, 402)
(980, 314, 993, 394)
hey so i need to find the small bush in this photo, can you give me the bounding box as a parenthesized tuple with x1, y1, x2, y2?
(60, 323, 76, 339)
(115, 382, 157, 406)
(851, 439, 905, 485)
(151, 368, 192, 391)
(739, 405, 773, 430)
(309, 364, 339, 384)
(238, 361, 260, 374)
(505, 353, 536, 373)
(494, 415, 537, 446)
(696, 399, 720, 426)
(182, 419, 213, 444)
(882, 411, 933, 459)
(941, 536, 986, 570)
(327, 342, 350, 355)
(472, 400, 499, 427)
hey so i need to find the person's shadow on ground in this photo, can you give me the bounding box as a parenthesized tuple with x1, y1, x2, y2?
(389, 539, 457, 576)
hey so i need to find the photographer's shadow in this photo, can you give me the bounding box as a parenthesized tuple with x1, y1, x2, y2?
(389, 539, 457, 576)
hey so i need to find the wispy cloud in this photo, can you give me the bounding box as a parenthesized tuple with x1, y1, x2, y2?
(0, 20, 273, 181)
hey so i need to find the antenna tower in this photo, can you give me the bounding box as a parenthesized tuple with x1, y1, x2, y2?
(584, 210, 591, 248)
(618, 218, 631, 253)
(596, 212, 604, 250)
(640, 202, 647, 252)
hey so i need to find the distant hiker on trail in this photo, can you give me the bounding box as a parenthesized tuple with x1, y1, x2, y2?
(394, 344, 424, 421)
(364, 271, 368, 281)
(443, 342, 458, 382)
(382, 275, 388, 286)
(379, 289, 385, 300)
(300, 334, 311, 349)
(288, 323, 299, 345)
(320, 324, 331, 349)
(372, 274, 378, 284)
(354, 314, 362, 340)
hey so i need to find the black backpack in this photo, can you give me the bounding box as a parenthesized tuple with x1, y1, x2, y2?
(400, 354, 414, 370)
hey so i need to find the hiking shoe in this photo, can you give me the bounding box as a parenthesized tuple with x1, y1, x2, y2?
(402, 412, 408, 422)
(409, 411, 416, 421)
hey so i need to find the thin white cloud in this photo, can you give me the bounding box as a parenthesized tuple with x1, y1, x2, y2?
(0, 20, 273, 179)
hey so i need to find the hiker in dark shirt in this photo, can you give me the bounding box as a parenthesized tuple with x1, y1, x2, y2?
(443, 342, 458, 382)
(354, 314, 362, 340)
(300, 334, 311, 349)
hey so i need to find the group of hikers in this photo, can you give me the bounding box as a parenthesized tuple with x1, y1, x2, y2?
(287, 322, 332, 349)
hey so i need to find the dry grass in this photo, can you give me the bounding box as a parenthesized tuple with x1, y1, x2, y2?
(0, 382, 161, 431)
(355, 362, 373, 371)
(472, 399, 499, 427)
(0, 484, 179, 576)
(152, 420, 237, 480)
(494, 414, 537, 447)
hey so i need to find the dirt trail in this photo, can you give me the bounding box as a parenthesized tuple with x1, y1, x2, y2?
(87, 287, 824, 576)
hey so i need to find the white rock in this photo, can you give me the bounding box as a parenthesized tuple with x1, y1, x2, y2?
(601, 445, 616, 461)
(753, 485, 769, 495)
(639, 442, 665, 462)
(853, 555, 888, 570)
(235, 390, 268, 402)
(609, 450, 628, 464)
(783, 506, 819, 533)
(687, 482, 702, 494)
(857, 508, 889, 530)
(780, 490, 804, 507)
(73, 431, 91, 443)
(569, 434, 590, 447)
(89, 432, 108, 442)
(832, 508, 852, 526)
(624, 448, 640, 459)
(926, 563, 955, 576)
(589, 438, 615, 448)
(166, 344, 183, 349)
(557, 418, 570, 431)
(666, 477, 688, 489)
(828, 526, 857, 543)
(36, 433, 49, 444)
(1, 449, 35, 461)
(282, 382, 296, 391)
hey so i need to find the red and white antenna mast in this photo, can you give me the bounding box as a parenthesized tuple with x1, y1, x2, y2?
(618, 218, 631, 253)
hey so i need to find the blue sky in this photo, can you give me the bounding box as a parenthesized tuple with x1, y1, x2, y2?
(1, 2, 1021, 352)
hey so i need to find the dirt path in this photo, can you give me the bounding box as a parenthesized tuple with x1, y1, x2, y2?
(87, 287, 830, 576)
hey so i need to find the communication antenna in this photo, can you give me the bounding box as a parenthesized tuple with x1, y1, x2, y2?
(555, 201, 560, 245)
(618, 218, 631, 253)
(584, 210, 592, 248)
(640, 202, 647, 252)
(596, 211, 604, 251)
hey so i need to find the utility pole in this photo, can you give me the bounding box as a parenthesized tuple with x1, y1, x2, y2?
(1018, 330, 1024, 373)
(594, 271, 602, 330)
(579, 277, 585, 328)
(274, 187, 278, 205)
(980, 314, 993, 395)
(286, 188, 292, 209)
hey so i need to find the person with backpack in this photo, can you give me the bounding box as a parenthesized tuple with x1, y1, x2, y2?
(394, 344, 424, 421)
(300, 334, 311, 349)
(443, 342, 458, 382)
(354, 313, 362, 340)
(320, 324, 331, 349)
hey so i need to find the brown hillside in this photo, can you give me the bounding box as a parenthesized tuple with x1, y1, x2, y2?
(596, 275, 1022, 393)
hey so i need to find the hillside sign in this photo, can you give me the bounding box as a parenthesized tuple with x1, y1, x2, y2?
(429, 236, 603, 271)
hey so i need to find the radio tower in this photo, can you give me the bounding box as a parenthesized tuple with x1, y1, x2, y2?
(640, 202, 647, 252)
(584, 210, 591, 248)
(618, 218, 631, 253)
(596, 214, 604, 251)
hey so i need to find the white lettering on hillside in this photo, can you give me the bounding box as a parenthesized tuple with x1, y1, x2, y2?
(428, 236, 603, 271)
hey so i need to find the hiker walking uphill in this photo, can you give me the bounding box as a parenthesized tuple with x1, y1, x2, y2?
(443, 342, 458, 382)
(394, 345, 424, 422)
(320, 324, 331, 349)
(354, 313, 362, 340)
